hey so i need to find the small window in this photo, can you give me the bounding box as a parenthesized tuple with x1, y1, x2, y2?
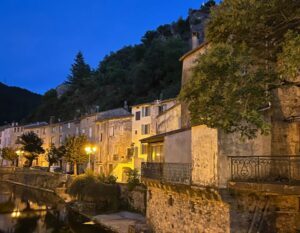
(108, 164, 113, 174)
(142, 106, 150, 117)
(109, 127, 114, 136)
(135, 111, 141, 121)
(89, 127, 92, 138)
(141, 143, 148, 154)
(76, 127, 79, 135)
(141, 124, 150, 135)
(158, 104, 167, 114)
(59, 135, 63, 144)
(68, 123, 71, 129)
(99, 133, 103, 142)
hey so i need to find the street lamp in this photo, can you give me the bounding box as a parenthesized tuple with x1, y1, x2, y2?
(85, 146, 97, 170)
(16, 150, 24, 167)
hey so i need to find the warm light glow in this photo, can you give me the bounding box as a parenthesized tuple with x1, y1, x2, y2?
(85, 146, 97, 154)
(16, 150, 24, 156)
(11, 208, 21, 218)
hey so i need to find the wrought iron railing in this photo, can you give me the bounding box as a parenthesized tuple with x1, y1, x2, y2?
(141, 162, 191, 185)
(230, 156, 300, 184)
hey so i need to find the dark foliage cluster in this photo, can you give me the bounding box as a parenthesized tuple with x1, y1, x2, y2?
(27, 16, 193, 122)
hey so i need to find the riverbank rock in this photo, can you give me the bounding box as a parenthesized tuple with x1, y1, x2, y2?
(93, 211, 150, 233)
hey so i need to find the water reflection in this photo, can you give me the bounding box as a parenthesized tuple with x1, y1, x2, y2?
(0, 182, 110, 233)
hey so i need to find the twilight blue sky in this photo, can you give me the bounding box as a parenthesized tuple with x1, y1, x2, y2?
(0, 0, 215, 94)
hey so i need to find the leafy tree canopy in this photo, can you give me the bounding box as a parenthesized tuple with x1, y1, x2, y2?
(16, 132, 45, 167)
(181, 0, 300, 138)
(1, 147, 18, 164)
(62, 135, 88, 175)
(46, 143, 65, 169)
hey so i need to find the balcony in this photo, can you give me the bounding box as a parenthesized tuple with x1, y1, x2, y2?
(141, 162, 191, 185)
(229, 156, 300, 185)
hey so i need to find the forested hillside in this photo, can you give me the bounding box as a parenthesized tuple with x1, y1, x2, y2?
(0, 83, 41, 125)
(27, 2, 215, 123)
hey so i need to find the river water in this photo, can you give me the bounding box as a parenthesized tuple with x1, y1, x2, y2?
(0, 182, 111, 233)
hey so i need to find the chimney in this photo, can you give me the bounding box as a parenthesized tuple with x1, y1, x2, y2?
(124, 101, 128, 111)
(49, 116, 55, 125)
(192, 32, 199, 49)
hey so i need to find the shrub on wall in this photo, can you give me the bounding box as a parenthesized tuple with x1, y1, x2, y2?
(126, 169, 141, 191)
(68, 172, 120, 210)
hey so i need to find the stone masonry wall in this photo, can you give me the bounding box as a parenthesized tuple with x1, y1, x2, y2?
(225, 190, 300, 233)
(0, 168, 70, 192)
(218, 130, 271, 187)
(146, 184, 300, 233)
(191, 124, 272, 188)
(119, 184, 146, 214)
(191, 125, 218, 187)
(147, 186, 230, 233)
(271, 86, 300, 155)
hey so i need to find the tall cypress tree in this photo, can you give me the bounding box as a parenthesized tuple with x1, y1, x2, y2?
(67, 52, 91, 90)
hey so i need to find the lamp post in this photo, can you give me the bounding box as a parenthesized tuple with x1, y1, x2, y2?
(16, 150, 24, 168)
(85, 146, 97, 170)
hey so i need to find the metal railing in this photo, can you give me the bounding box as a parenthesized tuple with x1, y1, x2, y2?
(141, 162, 191, 185)
(229, 156, 300, 184)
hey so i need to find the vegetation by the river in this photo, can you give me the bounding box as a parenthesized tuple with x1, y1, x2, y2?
(68, 171, 120, 211)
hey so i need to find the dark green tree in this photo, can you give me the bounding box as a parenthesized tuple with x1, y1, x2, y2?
(0, 147, 18, 166)
(46, 144, 65, 171)
(181, 0, 300, 138)
(67, 51, 92, 89)
(62, 135, 88, 175)
(16, 132, 45, 167)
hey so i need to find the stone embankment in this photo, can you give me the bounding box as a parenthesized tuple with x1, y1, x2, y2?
(0, 167, 150, 233)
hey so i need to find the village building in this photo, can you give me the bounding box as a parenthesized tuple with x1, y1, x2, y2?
(141, 38, 300, 233)
(131, 99, 177, 172)
(93, 108, 132, 182)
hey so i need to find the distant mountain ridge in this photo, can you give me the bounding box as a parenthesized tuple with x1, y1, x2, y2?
(0, 82, 41, 125)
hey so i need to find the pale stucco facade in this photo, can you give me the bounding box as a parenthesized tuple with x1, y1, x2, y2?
(131, 99, 177, 168)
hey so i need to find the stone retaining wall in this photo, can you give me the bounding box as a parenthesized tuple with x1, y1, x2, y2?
(146, 183, 300, 233)
(119, 184, 147, 214)
(147, 185, 229, 233)
(0, 168, 71, 192)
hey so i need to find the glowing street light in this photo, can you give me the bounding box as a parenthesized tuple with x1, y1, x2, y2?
(85, 146, 97, 169)
(16, 150, 24, 156)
